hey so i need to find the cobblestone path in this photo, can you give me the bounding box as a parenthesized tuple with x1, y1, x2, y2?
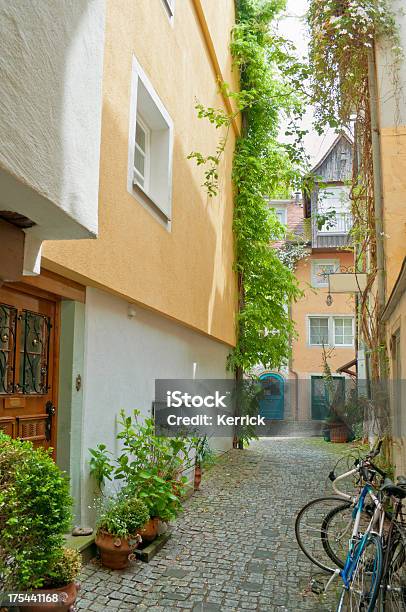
(79, 438, 346, 611)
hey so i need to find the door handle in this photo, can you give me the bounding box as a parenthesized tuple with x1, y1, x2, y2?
(45, 400, 56, 442)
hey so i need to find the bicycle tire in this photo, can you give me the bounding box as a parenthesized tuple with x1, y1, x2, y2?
(322, 500, 373, 570)
(379, 523, 406, 611)
(295, 496, 352, 574)
(337, 532, 383, 612)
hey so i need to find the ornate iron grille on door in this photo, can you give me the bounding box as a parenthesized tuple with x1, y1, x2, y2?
(19, 310, 51, 394)
(0, 304, 17, 394)
(0, 304, 51, 395)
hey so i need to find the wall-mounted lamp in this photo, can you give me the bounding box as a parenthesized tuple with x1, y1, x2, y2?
(127, 304, 137, 319)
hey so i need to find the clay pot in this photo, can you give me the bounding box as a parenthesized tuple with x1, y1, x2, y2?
(330, 423, 349, 443)
(139, 517, 159, 542)
(24, 582, 78, 611)
(194, 464, 202, 490)
(96, 531, 141, 570)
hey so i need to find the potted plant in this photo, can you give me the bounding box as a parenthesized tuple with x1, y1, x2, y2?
(24, 548, 82, 612)
(95, 495, 149, 569)
(0, 433, 73, 599)
(192, 436, 215, 490)
(90, 410, 190, 543)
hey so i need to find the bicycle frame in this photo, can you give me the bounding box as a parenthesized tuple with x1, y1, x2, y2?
(339, 483, 384, 588)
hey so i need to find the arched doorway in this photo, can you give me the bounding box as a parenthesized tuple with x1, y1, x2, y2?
(259, 373, 285, 420)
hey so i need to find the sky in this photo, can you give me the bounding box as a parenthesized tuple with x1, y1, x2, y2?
(277, 0, 338, 167)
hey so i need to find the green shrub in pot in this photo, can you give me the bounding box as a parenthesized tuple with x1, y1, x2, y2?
(96, 495, 149, 539)
(0, 433, 72, 591)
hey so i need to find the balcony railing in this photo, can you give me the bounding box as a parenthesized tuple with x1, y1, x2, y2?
(312, 212, 353, 249)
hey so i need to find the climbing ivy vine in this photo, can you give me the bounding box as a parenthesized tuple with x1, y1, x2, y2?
(189, 0, 309, 373)
(307, 0, 401, 381)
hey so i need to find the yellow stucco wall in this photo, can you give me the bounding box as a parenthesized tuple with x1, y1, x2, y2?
(43, 0, 237, 347)
(386, 290, 406, 475)
(291, 251, 356, 376)
(381, 127, 406, 298)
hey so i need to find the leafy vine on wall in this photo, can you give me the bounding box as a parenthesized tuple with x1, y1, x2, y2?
(307, 0, 401, 381)
(189, 0, 309, 373)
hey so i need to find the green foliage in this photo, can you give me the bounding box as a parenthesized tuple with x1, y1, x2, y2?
(0, 433, 73, 590)
(308, 0, 400, 131)
(189, 0, 308, 373)
(45, 548, 82, 588)
(276, 241, 309, 271)
(192, 435, 216, 468)
(96, 495, 149, 539)
(89, 410, 194, 522)
(234, 379, 264, 446)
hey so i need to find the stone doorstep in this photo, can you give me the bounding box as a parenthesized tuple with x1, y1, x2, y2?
(64, 531, 172, 565)
(65, 533, 97, 564)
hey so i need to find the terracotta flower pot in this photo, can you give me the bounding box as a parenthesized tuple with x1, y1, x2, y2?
(96, 531, 141, 570)
(330, 423, 349, 443)
(194, 464, 202, 490)
(24, 581, 78, 611)
(139, 517, 159, 542)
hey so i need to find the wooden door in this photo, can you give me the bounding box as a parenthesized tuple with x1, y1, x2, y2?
(0, 285, 59, 453)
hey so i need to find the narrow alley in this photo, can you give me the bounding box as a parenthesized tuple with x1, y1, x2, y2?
(78, 439, 343, 611)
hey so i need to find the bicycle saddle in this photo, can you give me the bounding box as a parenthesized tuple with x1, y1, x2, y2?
(381, 477, 406, 499)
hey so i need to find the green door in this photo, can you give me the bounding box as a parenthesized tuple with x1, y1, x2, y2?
(311, 376, 345, 420)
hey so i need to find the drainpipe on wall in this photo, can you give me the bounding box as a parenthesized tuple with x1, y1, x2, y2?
(368, 48, 386, 316)
(288, 303, 299, 421)
(368, 48, 387, 378)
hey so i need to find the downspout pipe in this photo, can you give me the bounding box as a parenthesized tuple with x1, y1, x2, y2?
(368, 48, 386, 319)
(288, 303, 299, 421)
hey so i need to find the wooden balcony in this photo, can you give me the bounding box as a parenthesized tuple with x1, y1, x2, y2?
(311, 212, 352, 249)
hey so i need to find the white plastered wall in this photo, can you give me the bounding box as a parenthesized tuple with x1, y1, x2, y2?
(79, 288, 233, 522)
(0, 1, 105, 244)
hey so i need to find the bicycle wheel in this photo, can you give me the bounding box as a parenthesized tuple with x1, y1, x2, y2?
(295, 496, 352, 573)
(380, 524, 406, 611)
(337, 533, 383, 612)
(322, 502, 373, 570)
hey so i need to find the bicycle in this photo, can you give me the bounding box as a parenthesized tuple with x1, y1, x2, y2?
(295, 443, 385, 574)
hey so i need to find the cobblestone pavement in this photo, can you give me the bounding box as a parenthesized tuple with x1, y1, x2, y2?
(78, 438, 347, 611)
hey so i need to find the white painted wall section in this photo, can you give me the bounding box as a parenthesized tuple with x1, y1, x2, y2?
(0, 1, 105, 241)
(80, 288, 233, 521)
(375, 0, 406, 127)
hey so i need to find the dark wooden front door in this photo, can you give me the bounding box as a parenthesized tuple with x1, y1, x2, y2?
(0, 285, 59, 452)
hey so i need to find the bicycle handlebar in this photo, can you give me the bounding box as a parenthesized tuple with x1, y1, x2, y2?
(329, 440, 385, 500)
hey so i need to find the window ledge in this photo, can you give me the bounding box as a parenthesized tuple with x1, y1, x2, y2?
(132, 182, 171, 223)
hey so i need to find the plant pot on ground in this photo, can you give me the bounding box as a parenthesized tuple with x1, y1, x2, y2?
(139, 517, 160, 542)
(194, 463, 202, 490)
(95, 496, 149, 569)
(24, 548, 82, 612)
(329, 421, 350, 443)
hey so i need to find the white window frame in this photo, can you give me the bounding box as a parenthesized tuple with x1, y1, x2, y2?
(311, 259, 339, 288)
(308, 316, 330, 346)
(275, 208, 287, 225)
(128, 56, 174, 224)
(308, 315, 354, 348)
(133, 115, 150, 192)
(317, 185, 351, 235)
(333, 316, 355, 347)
